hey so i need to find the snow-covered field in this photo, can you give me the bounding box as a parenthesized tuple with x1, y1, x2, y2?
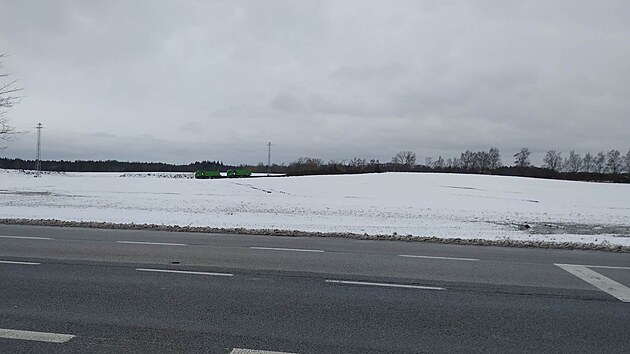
(1, 169, 629, 246)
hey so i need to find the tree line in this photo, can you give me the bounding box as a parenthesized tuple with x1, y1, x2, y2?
(267, 147, 630, 183)
(541, 149, 628, 174)
(421, 147, 630, 183)
(0, 158, 228, 173)
(422, 147, 630, 174)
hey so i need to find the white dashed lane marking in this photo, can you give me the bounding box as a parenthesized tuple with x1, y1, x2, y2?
(399, 254, 479, 261)
(0, 328, 75, 343)
(0, 235, 53, 240)
(0, 260, 41, 265)
(326, 279, 445, 291)
(230, 348, 296, 354)
(117, 241, 187, 246)
(249, 247, 325, 253)
(136, 268, 234, 277)
(556, 264, 630, 303)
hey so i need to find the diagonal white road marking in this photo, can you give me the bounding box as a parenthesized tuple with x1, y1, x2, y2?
(0, 328, 74, 343)
(556, 263, 630, 271)
(556, 264, 630, 303)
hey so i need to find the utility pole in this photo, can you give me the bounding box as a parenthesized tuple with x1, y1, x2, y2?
(35, 123, 42, 177)
(267, 142, 272, 176)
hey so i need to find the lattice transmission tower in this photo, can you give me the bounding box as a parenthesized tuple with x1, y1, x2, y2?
(35, 123, 42, 177)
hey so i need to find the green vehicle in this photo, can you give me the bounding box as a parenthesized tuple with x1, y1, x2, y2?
(227, 169, 252, 178)
(194, 170, 221, 179)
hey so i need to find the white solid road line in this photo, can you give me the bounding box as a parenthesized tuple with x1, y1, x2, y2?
(117, 241, 187, 246)
(0, 260, 41, 265)
(399, 254, 480, 261)
(326, 279, 445, 291)
(0, 235, 53, 240)
(230, 348, 296, 354)
(136, 268, 234, 277)
(250, 246, 325, 253)
(0, 328, 74, 343)
(556, 264, 630, 303)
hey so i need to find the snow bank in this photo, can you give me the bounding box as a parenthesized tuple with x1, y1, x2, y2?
(1, 169, 628, 247)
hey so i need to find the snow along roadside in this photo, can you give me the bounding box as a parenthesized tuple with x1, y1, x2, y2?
(1, 218, 628, 253)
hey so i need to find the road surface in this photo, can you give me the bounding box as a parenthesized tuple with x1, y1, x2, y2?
(0, 224, 629, 353)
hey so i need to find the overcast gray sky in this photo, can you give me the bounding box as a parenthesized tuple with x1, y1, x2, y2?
(1, 0, 629, 165)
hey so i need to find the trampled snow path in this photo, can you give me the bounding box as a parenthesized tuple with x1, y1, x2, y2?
(0, 169, 629, 246)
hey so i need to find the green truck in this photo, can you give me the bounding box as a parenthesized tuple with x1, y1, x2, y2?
(227, 169, 252, 178)
(194, 170, 221, 179)
(194, 169, 252, 179)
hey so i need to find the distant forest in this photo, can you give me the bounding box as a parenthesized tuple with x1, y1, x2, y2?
(0, 158, 228, 173)
(1, 146, 629, 183)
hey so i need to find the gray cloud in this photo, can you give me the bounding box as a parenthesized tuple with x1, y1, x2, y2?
(330, 63, 411, 82)
(271, 93, 307, 114)
(1, 0, 629, 165)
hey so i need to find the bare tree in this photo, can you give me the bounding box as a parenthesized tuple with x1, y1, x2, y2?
(488, 147, 502, 170)
(391, 151, 416, 170)
(606, 149, 622, 174)
(625, 149, 630, 174)
(473, 151, 491, 172)
(594, 151, 606, 174)
(564, 150, 582, 173)
(542, 150, 562, 171)
(368, 159, 381, 171)
(451, 148, 500, 172)
(348, 157, 366, 168)
(582, 152, 594, 173)
(513, 147, 531, 168)
(459, 150, 474, 170)
(433, 156, 445, 169)
(1, 54, 22, 147)
(451, 157, 462, 169)
(290, 157, 323, 173)
(327, 159, 345, 173)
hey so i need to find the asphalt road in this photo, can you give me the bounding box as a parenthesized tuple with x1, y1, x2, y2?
(0, 224, 629, 353)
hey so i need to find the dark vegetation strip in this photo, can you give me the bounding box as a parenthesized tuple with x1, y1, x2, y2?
(2, 155, 629, 183)
(1, 218, 628, 253)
